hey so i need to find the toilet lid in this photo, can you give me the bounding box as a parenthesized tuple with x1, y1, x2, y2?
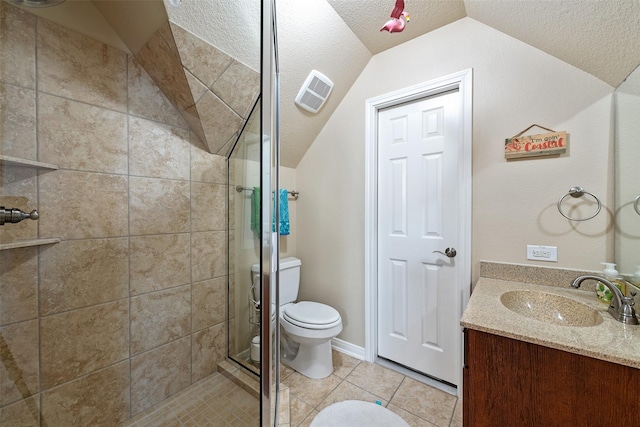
(283, 301, 341, 326)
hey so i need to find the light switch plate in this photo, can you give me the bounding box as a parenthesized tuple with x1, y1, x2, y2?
(527, 245, 558, 262)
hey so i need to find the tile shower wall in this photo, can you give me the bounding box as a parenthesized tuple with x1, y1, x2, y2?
(0, 3, 231, 425)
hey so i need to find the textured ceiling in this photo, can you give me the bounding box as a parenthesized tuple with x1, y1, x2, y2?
(326, 0, 640, 88)
(279, 0, 640, 166)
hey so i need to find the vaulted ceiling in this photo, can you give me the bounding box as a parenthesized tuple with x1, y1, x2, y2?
(278, 0, 640, 166)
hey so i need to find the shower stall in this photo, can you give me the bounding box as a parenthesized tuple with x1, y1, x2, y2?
(0, 0, 281, 425)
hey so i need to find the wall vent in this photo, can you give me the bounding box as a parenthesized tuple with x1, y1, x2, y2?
(294, 70, 334, 113)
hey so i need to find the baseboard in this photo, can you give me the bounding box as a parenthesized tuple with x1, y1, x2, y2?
(331, 338, 365, 360)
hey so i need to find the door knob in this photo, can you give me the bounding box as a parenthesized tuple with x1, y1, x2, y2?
(432, 248, 457, 258)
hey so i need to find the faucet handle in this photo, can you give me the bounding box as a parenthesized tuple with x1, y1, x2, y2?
(620, 295, 639, 325)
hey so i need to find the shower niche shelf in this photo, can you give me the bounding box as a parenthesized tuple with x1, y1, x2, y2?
(0, 155, 58, 170)
(0, 238, 60, 251)
(0, 155, 59, 250)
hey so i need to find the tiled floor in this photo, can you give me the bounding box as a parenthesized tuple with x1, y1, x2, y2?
(120, 351, 462, 427)
(121, 372, 260, 426)
(284, 351, 462, 427)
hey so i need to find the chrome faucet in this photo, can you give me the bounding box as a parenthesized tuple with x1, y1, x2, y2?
(571, 275, 639, 325)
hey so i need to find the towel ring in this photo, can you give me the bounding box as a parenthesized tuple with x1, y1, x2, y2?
(557, 187, 601, 221)
(634, 194, 640, 216)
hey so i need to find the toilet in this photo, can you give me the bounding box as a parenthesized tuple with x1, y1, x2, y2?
(251, 257, 342, 379)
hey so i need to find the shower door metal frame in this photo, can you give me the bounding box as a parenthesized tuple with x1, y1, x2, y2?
(260, 0, 280, 425)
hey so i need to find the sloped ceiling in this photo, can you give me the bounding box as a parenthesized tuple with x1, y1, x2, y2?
(11, 0, 640, 168)
(280, 0, 640, 166)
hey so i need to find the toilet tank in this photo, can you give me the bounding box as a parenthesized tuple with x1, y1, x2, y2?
(279, 257, 301, 305)
(250, 257, 302, 305)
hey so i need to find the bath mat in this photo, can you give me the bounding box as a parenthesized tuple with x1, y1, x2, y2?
(310, 400, 409, 427)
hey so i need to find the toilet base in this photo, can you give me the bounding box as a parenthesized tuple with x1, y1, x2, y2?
(282, 339, 333, 379)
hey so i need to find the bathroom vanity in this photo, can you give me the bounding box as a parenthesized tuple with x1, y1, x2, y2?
(461, 278, 640, 426)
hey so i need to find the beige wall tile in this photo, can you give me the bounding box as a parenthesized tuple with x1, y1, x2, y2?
(130, 336, 191, 416)
(191, 182, 227, 232)
(182, 105, 207, 144)
(135, 28, 194, 113)
(39, 170, 128, 239)
(228, 273, 236, 322)
(0, 247, 37, 325)
(196, 91, 243, 154)
(192, 277, 226, 332)
(130, 285, 190, 355)
(156, 22, 179, 58)
(184, 69, 209, 104)
(211, 60, 260, 118)
(217, 134, 237, 157)
(129, 177, 190, 236)
(36, 19, 127, 112)
(40, 361, 130, 426)
(129, 117, 190, 180)
(0, 396, 40, 427)
(40, 300, 129, 390)
(0, 2, 36, 89)
(191, 231, 227, 282)
(0, 320, 39, 406)
(0, 83, 36, 159)
(130, 234, 190, 296)
(39, 238, 129, 316)
(38, 93, 128, 174)
(169, 23, 233, 88)
(127, 56, 187, 129)
(191, 322, 226, 382)
(191, 143, 226, 184)
(0, 167, 37, 243)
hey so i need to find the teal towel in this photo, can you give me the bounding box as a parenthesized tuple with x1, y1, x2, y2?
(272, 189, 290, 235)
(250, 187, 260, 232)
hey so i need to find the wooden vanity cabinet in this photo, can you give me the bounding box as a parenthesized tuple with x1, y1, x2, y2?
(463, 328, 640, 426)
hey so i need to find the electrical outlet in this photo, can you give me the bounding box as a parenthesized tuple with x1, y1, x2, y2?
(527, 245, 558, 262)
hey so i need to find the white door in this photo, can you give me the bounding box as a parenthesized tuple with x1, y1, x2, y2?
(377, 90, 461, 385)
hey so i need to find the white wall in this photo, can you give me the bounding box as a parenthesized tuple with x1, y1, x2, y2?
(295, 18, 614, 347)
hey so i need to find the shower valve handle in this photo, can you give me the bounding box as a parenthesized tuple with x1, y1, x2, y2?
(0, 207, 39, 225)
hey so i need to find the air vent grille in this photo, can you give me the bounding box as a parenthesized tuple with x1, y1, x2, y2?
(295, 70, 334, 113)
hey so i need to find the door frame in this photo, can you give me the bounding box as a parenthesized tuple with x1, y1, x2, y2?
(364, 69, 473, 393)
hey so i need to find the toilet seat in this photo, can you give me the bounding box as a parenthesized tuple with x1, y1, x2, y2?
(283, 301, 342, 330)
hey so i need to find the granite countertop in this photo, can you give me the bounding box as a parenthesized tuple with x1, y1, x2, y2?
(461, 277, 640, 369)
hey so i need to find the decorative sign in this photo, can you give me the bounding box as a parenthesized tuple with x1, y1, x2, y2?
(504, 124, 568, 159)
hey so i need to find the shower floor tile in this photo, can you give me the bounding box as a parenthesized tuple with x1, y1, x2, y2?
(120, 372, 259, 427)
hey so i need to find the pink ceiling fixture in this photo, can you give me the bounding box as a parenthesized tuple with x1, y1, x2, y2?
(380, 0, 410, 33)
